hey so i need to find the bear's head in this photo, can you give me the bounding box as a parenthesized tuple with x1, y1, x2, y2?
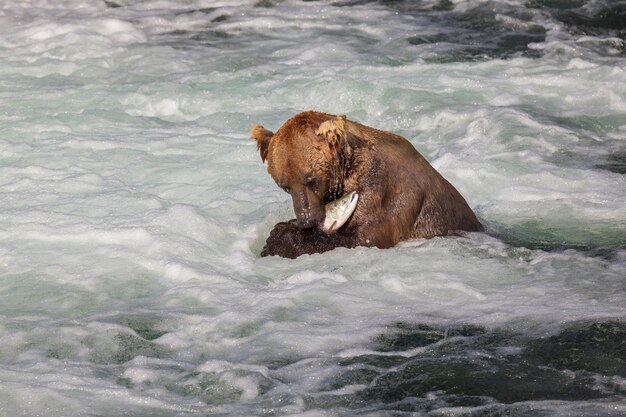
(251, 112, 352, 229)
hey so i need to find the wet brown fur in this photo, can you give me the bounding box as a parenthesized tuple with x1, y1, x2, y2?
(251, 111, 483, 258)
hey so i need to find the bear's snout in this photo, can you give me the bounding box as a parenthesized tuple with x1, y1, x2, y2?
(291, 188, 325, 229)
(296, 217, 318, 229)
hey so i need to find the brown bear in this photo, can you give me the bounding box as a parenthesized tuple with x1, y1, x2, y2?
(251, 111, 482, 258)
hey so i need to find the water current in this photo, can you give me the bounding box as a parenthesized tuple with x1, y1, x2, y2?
(0, 0, 625, 416)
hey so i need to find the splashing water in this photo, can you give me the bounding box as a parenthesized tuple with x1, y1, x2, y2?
(0, 1, 624, 416)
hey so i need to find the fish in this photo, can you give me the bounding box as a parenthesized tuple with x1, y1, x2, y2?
(322, 191, 359, 233)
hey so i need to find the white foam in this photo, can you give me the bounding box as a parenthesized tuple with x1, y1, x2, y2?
(0, 0, 624, 415)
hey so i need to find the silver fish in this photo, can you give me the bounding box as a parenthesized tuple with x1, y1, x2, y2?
(322, 191, 358, 233)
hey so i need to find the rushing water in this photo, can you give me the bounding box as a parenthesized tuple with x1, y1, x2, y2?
(0, 0, 625, 416)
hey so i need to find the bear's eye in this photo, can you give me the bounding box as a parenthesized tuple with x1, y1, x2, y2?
(305, 176, 318, 188)
(281, 185, 290, 193)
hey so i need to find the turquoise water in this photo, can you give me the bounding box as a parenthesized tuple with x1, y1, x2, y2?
(0, 1, 624, 416)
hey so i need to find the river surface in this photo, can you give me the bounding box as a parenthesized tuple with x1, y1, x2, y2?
(0, 0, 625, 416)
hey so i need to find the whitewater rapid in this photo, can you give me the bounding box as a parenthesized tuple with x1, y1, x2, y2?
(0, 0, 624, 416)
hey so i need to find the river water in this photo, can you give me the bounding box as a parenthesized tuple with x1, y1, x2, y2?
(0, 0, 625, 416)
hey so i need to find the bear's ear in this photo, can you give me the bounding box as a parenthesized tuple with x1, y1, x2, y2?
(250, 124, 274, 163)
(315, 115, 348, 148)
(316, 115, 352, 199)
